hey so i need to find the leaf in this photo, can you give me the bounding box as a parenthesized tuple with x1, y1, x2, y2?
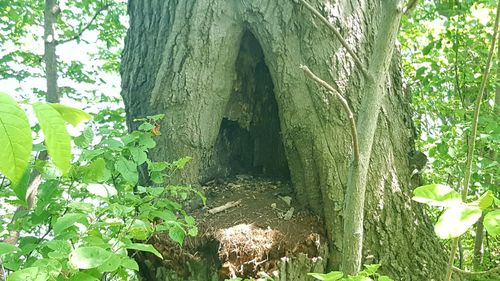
(484, 210, 500, 236)
(53, 213, 87, 235)
(115, 156, 138, 185)
(7, 267, 47, 281)
(68, 272, 99, 281)
(48, 103, 91, 126)
(128, 146, 147, 165)
(434, 205, 482, 239)
(0, 92, 32, 184)
(121, 257, 139, 271)
(363, 264, 380, 275)
(32, 102, 71, 174)
(307, 271, 344, 280)
(168, 224, 186, 246)
(422, 41, 434, 55)
(126, 243, 162, 259)
(12, 166, 31, 205)
(0, 242, 21, 256)
(138, 133, 156, 149)
(69, 246, 112, 269)
(97, 253, 121, 272)
(79, 158, 110, 182)
(477, 191, 494, 210)
(412, 184, 462, 207)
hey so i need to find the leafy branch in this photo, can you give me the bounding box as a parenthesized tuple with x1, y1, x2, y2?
(443, 0, 500, 279)
(57, 4, 110, 46)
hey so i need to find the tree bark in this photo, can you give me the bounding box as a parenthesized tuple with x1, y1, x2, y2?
(121, 0, 451, 280)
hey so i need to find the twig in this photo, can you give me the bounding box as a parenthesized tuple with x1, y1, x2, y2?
(452, 266, 500, 276)
(57, 4, 110, 45)
(208, 200, 242, 214)
(300, 65, 360, 163)
(299, 0, 371, 80)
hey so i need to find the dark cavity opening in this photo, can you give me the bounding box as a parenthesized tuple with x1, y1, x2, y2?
(207, 31, 290, 181)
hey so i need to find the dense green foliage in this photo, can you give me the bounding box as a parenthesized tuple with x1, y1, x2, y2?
(400, 0, 500, 275)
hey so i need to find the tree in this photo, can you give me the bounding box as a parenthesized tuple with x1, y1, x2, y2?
(121, 0, 450, 280)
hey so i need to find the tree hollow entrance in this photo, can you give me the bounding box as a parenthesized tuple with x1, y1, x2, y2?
(209, 31, 290, 181)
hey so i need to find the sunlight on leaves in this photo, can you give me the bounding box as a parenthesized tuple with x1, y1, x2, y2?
(48, 103, 92, 127)
(32, 102, 72, 175)
(434, 205, 482, 239)
(412, 184, 462, 207)
(69, 247, 112, 269)
(0, 92, 32, 184)
(484, 210, 500, 237)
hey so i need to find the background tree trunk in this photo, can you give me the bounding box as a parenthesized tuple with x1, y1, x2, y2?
(121, 0, 451, 279)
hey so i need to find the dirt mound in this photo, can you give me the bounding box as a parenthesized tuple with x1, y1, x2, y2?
(152, 175, 325, 280)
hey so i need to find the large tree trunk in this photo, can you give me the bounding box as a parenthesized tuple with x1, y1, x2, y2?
(121, 0, 451, 280)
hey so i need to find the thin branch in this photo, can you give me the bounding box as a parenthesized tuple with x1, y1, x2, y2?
(57, 4, 110, 46)
(404, 0, 419, 15)
(453, 266, 500, 276)
(299, 0, 371, 81)
(300, 65, 360, 163)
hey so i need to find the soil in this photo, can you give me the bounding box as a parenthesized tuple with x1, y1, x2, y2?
(151, 175, 326, 280)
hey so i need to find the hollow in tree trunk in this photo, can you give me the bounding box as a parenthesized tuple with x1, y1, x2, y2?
(121, 0, 452, 280)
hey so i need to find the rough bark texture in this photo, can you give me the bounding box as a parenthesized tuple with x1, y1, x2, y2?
(121, 0, 451, 280)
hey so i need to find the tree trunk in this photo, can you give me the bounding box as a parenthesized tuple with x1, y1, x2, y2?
(121, 0, 451, 280)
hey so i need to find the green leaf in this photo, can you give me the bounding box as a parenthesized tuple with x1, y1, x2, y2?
(434, 205, 482, 239)
(69, 246, 112, 269)
(0, 92, 32, 184)
(68, 272, 99, 281)
(48, 103, 91, 126)
(363, 264, 380, 275)
(168, 224, 186, 246)
(79, 158, 109, 182)
(7, 267, 48, 281)
(53, 213, 87, 235)
(307, 271, 344, 280)
(121, 257, 139, 271)
(484, 210, 500, 236)
(115, 156, 138, 185)
(32, 102, 72, 175)
(138, 133, 156, 149)
(378, 276, 393, 281)
(128, 146, 147, 165)
(151, 210, 176, 222)
(412, 184, 462, 207)
(477, 191, 494, 210)
(0, 242, 21, 256)
(12, 166, 31, 204)
(97, 253, 121, 272)
(126, 243, 162, 259)
(422, 42, 434, 55)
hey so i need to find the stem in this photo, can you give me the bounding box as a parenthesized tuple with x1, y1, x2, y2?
(299, 0, 371, 81)
(300, 65, 360, 163)
(445, 1, 500, 279)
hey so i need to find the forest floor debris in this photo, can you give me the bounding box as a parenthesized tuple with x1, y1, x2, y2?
(152, 175, 325, 279)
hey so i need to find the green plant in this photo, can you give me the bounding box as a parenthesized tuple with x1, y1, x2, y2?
(0, 93, 201, 280)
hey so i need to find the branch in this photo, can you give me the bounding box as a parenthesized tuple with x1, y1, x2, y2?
(57, 4, 109, 45)
(453, 266, 500, 277)
(300, 65, 360, 163)
(299, 0, 371, 81)
(404, 0, 419, 15)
